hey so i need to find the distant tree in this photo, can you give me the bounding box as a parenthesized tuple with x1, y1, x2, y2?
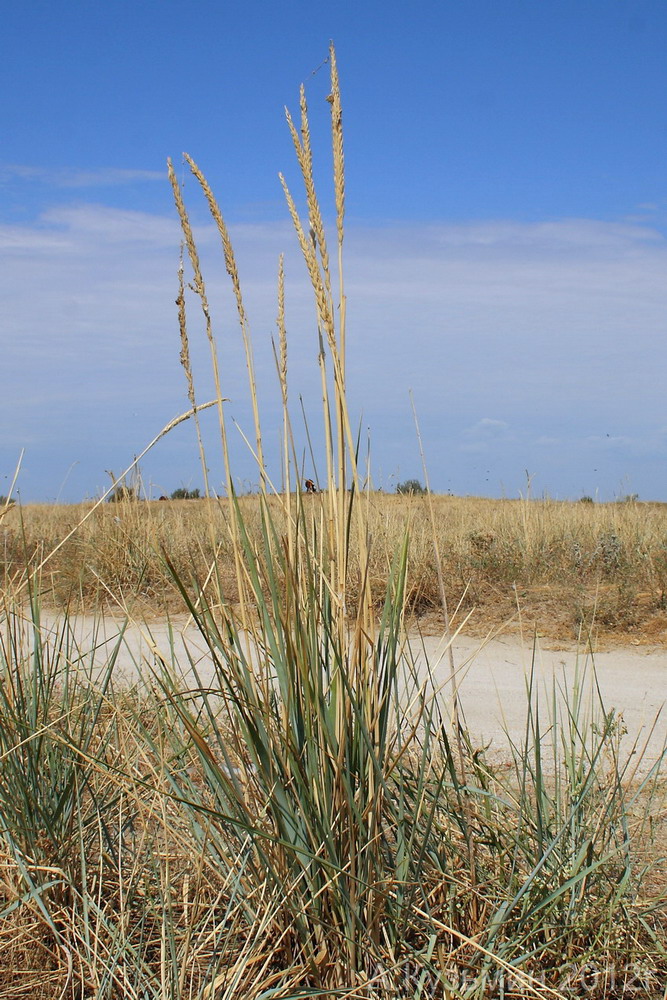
(0, 495, 15, 506)
(395, 479, 427, 496)
(170, 487, 201, 500)
(579, 495, 594, 504)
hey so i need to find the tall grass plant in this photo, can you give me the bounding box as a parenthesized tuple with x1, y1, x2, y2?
(0, 44, 664, 998)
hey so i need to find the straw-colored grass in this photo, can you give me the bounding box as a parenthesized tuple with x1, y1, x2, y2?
(3, 493, 667, 643)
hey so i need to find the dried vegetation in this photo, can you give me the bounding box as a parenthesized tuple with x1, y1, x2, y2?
(3, 493, 667, 644)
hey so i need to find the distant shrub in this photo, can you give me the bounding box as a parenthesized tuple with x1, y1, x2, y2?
(0, 495, 16, 506)
(579, 495, 594, 504)
(170, 488, 201, 500)
(396, 479, 427, 496)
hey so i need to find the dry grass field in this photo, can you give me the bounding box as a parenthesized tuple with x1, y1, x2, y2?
(4, 492, 667, 645)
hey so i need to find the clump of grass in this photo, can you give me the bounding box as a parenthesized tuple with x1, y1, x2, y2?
(1, 42, 665, 1000)
(2, 597, 663, 997)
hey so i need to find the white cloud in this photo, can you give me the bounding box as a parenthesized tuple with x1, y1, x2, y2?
(40, 203, 182, 244)
(460, 418, 513, 453)
(462, 418, 511, 441)
(2, 204, 667, 499)
(0, 164, 165, 188)
(423, 218, 662, 253)
(583, 430, 667, 456)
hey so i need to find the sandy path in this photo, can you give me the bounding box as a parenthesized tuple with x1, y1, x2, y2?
(8, 612, 667, 774)
(416, 631, 666, 774)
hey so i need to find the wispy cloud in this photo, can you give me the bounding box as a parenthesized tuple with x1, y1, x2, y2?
(583, 430, 667, 457)
(41, 203, 182, 244)
(2, 205, 667, 499)
(0, 163, 165, 188)
(460, 418, 513, 453)
(417, 218, 663, 253)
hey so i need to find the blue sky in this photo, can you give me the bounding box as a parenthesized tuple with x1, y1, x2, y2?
(2, 0, 667, 501)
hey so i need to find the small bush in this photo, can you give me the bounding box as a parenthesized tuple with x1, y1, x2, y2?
(170, 487, 201, 500)
(396, 478, 427, 495)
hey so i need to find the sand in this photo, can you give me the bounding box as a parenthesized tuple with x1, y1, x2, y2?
(5, 610, 666, 774)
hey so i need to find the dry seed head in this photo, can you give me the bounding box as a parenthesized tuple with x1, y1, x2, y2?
(329, 44, 345, 246)
(168, 159, 206, 305)
(169, 156, 227, 502)
(184, 153, 266, 483)
(184, 154, 248, 329)
(299, 85, 331, 284)
(277, 254, 288, 404)
(299, 84, 312, 169)
(176, 243, 197, 409)
(279, 172, 334, 336)
(285, 97, 331, 299)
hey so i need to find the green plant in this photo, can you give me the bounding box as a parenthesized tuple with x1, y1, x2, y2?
(471, 650, 666, 983)
(170, 487, 201, 500)
(396, 478, 427, 495)
(0, 594, 132, 994)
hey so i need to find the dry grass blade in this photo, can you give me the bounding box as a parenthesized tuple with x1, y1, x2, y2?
(0, 451, 23, 524)
(11, 400, 220, 599)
